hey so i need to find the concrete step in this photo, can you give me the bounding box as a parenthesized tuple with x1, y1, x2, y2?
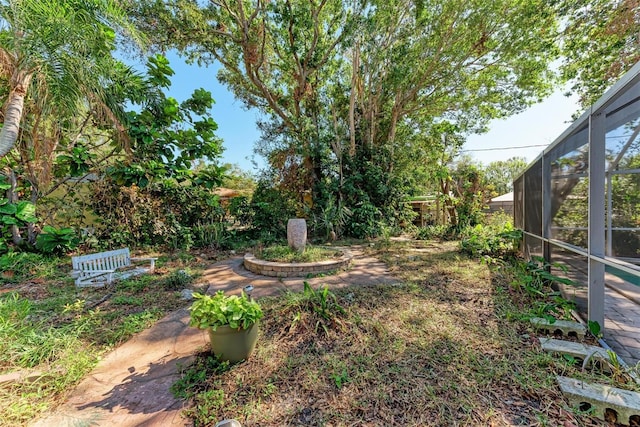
(530, 317, 587, 339)
(539, 338, 613, 372)
(557, 376, 640, 425)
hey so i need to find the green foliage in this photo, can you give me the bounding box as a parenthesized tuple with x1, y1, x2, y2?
(507, 256, 577, 321)
(415, 224, 451, 241)
(558, 0, 640, 108)
(161, 269, 193, 291)
(283, 282, 346, 335)
(256, 245, 343, 263)
(0, 174, 38, 245)
(339, 145, 410, 238)
(331, 368, 350, 389)
(227, 196, 252, 226)
(92, 179, 224, 249)
(249, 181, 298, 237)
(220, 163, 256, 194)
(171, 354, 230, 400)
(588, 320, 602, 339)
(483, 157, 528, 195)
(135, 0, 559, 241)
(459, 216, 522, 258)
(111, 295, 144, 306)
(0, 293, 94, 369)
(0, 251, 63, 284)
(449, 157, 490, 230)
(100, 310, 162, 346)
(311, 197, 352, 240)
(106, 55, 224, 188)
(192, 222, 234, 250)
(189, 291, 263, 331)
(35, 226, 79, 256)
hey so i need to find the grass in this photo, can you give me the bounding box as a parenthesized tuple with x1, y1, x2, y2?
(255, 245, 344, 263)
(0, 249, 212, 426)
(173, 240, 637, 426)
(2, 241, 638, 426)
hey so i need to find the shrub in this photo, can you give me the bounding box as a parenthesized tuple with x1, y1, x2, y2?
(228, 196, 252, 226)
(192, 222, 234, 250)
(249, 181, 298, 237)
(162, 269, 194, 291)
(345, 202, 383, 239)
(35, 226, 79, 256)
(415, 224, 450, 240)
(459, 217, 521, 258)
(91, 179, 224, 249)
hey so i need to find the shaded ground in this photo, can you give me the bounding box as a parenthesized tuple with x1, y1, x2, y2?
(29, 246, 397, 427)
(28, 241, 640, 427)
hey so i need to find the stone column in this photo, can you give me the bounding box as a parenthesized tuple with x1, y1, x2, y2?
(287, 218, 307, 253)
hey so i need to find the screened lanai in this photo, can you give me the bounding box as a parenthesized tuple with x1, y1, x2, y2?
(514, 62, 640, 364)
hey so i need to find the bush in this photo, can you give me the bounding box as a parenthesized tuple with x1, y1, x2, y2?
(249, 181, 298, 238)
(35, 226, 79, 256)
(228, 196, 252, 226)
(459, 215, 521, 258)
(415, 224, 450, 240)
(345, 202, 383, 239)
(161, 269, 194, 291)
(192, 222, 235, 250)
(91, 179, 225, 249)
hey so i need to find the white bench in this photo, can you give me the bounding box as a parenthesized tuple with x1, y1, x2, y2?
(71, 248, 157, 287)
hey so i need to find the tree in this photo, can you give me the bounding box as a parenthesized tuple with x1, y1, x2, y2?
(131, 0, 560, 234)
(0, 0, 142, 158)
(106, 55, 224, 188)
(557, 0, 640, 108)
(483, 157, 528, 195)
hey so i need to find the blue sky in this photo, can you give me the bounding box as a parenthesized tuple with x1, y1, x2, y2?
(464, 89, 580, 166)
(130, 51, 265, 172)
(141, 52, 582, 173)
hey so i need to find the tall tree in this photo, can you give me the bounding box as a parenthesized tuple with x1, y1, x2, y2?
(484, 157, 528, 195)
(0, 0, 142, 158)
(131, 0, 560, 229)
(557, 0, 640, 108)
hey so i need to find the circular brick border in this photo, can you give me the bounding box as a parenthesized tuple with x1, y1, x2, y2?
(243, 249, 353, 278)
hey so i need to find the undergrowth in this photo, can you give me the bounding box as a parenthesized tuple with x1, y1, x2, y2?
(255, 245, 344, 263)
(174, 240, 629, 426)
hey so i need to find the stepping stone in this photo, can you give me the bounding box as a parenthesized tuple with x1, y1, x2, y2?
(539, 338, 613, 371)
(530, 317, 587, 339)
(557, 376, 640, 425)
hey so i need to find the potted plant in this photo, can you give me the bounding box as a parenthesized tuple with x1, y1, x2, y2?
(189, 291, 263, 363)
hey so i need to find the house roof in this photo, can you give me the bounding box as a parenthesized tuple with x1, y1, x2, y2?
(491, 191, 513, 202)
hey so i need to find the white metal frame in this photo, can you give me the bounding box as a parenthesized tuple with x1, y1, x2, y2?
(515, 61, 640, 326)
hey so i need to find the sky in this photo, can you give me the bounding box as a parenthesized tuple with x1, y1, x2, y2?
(141, 52, 583, 173)
(130, 51, 265, 172)
(464, 89, 581, 166)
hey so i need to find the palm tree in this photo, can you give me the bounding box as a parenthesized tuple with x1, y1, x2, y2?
(0, 0, 143, 158)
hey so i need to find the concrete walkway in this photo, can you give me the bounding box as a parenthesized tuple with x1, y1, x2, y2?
(31, 248, 398, 427)
(604, 277, 640, 367)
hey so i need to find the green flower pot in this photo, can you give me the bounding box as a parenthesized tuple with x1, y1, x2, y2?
(208, 321, 259, 363)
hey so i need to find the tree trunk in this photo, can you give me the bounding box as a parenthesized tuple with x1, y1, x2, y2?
(348, 43, 359, 156)
(7, 168, 23, 245)
(0, 72, 32, 158)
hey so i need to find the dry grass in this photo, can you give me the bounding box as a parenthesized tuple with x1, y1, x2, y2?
(176, 240, 627, 426)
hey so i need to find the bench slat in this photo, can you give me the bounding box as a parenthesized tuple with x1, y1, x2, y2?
(71, 248, 155, 287)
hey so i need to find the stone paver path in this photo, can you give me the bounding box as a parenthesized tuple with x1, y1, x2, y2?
(31, 247, 398, 427)
(604, 279, 640, 367)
